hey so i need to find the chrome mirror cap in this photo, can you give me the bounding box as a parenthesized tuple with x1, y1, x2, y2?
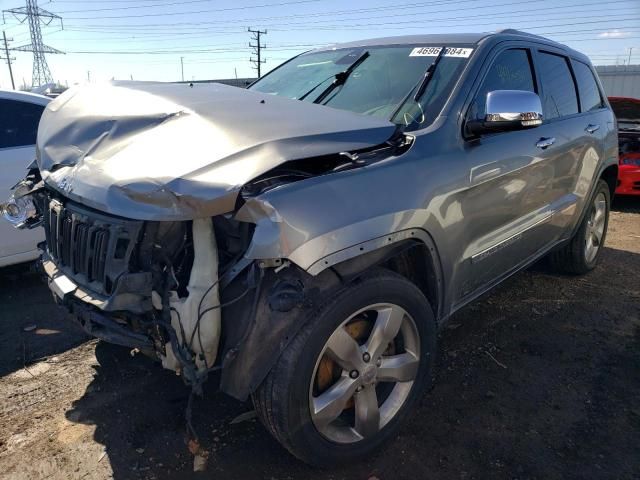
(467, 90, 543, 136)
(485, 90, 543, 127)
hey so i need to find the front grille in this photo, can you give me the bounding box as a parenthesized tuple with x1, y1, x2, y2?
(44, 199, 143, 296)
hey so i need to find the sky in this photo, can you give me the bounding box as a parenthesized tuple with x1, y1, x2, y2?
(0, 0, 639, 89)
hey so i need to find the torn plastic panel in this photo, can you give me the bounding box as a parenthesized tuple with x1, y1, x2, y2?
(36, 81, 397, 220)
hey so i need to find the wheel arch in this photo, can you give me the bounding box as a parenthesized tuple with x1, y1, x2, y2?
(329, 237, 444, 323)
(600, 164, 618, 199)
(218, 232, 446, 401)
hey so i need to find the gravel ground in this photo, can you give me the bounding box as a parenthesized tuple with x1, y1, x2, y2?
(0, 197, 638, 480)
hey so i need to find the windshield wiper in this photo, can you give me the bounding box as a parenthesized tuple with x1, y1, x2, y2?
(413, 46, 447, 102)
(390, 46, 447, 129)
(298, 74, 335, 101)
(312, 50, 370, 105)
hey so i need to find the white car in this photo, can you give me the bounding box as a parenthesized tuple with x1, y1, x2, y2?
(0, 89, 50, 267)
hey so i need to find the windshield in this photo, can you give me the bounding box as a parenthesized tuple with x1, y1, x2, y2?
(249, 44, 473, 128)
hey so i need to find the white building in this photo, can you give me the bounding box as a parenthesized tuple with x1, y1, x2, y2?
(595, 65, 640, 98)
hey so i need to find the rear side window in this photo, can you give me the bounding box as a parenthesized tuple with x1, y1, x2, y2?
(572, 60, 603, 112)
(473, 48, 536, 118)
(0, 99, 45, 149)
(537, 52, 579, 120)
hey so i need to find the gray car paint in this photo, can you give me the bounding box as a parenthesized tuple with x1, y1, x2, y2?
(33, 30, 617, 325)
(237, 32, 618, 320)
(37, 81, 396, 220)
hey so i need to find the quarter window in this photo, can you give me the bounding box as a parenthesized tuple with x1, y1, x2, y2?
(0, 99, 45, 149)
(537, 52, 579, 119)
(473, 48, 536, 118)
(572, 60, 603, 112)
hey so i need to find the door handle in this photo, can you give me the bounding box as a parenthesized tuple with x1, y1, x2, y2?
(536, 137, 555, 149)
(585, 124, 600, 134)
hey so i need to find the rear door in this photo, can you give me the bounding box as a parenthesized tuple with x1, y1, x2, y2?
(531, 48, 606, 235)
(0, 98, 46, 263)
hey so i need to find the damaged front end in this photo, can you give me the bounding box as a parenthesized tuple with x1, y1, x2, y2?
(3, 80, 413, 399)
(23, 180, 257, 391)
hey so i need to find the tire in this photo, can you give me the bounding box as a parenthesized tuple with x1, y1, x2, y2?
(549, 179, 611, 274)
(252, 268, 437, 466)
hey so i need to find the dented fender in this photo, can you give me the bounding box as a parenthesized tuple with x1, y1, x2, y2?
(235, 157, 439, 276)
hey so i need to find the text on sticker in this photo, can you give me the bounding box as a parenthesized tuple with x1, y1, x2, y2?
(410, 47, 474, 58)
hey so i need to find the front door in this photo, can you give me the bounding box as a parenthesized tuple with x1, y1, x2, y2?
(454, 45, 575, 303)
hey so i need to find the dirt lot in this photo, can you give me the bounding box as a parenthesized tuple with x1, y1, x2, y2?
(0, 198, 638, 480)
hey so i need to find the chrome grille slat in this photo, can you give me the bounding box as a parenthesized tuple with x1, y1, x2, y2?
(43, 200, 137, 296)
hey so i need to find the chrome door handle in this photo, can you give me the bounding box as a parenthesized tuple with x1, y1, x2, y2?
(536, 137, 555, 149)
(585, 124, 600, 134)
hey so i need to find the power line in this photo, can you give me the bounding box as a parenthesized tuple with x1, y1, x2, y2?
(50, 0, 192, 3)
(2, 0, 64, 87)
(42, 11, 640, 38)
(52, 0, 229, 14)
(58, 0, 324, 19)
(248, 27, 266, 78)
(47, 0, 637, 27)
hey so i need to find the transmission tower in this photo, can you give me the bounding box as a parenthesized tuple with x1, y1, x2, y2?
(248, 27, 267, 78)
(3, 0, 63, 87)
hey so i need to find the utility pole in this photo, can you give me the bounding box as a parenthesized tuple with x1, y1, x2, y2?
(248, 27, 266, 78)
(180, 56, 184, 82)
(2, 31, 16, 89)
(2, 0, 64, 88)
(628, 47, 634, 66)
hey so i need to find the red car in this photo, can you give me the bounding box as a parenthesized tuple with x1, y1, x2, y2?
(609, 96, 640, 195)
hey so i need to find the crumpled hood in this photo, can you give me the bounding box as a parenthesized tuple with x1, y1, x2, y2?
(37, 81, 396, 220)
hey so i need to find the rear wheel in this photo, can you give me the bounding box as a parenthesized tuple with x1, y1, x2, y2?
(252, 269, 436, 466)
(549, 179, 610, 274)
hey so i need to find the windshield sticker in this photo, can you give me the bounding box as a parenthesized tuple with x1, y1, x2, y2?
(410, 47, 474, 58)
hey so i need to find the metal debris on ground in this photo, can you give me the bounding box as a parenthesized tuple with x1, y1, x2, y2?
(230, 410, 257, 424)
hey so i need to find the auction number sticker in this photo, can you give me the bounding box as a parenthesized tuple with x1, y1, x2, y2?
(410, 47, 474, 58)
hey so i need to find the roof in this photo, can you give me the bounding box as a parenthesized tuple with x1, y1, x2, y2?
(0, 89, 51, 106)
(311, 30, 584, 59)
(314, 33, 489, 51)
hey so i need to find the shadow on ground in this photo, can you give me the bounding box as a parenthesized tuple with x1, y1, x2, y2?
(62, 245, 640, 480)
(1, 197, 637, 478)
(612, 195, 640, 213)
(0, 264, 89, 378)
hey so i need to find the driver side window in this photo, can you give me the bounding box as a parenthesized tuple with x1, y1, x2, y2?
(471, 48, 536, 119)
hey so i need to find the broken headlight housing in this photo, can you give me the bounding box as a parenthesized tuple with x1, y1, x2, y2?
(1, 195, 40, 229)
(1, 177, 43, 229)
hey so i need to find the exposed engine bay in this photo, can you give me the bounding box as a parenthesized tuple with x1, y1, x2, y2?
(4, 141, 414, 400)
(0, 80, 417, 400)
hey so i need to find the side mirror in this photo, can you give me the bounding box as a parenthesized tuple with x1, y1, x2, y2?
(467, 90, 543, 136)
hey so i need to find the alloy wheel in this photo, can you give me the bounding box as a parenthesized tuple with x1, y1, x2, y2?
(308, 303, 420, 444)
(585, 191, 607, 263)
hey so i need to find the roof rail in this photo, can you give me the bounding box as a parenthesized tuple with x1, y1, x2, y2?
(496, 28, 526, 35)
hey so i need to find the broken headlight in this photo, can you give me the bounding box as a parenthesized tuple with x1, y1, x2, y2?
(1, 194, 41, 229)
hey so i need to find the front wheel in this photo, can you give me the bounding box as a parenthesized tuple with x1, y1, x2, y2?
(252, 269, 437, 466)
(549, 179, 611, 274)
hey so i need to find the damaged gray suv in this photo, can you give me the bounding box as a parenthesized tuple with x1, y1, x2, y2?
(3, 30, 618, 465)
